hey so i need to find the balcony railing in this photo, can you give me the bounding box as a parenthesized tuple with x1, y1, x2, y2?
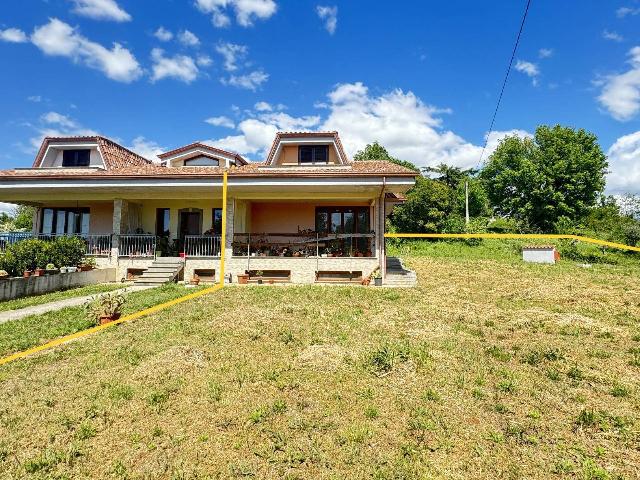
(232, 232, 376, 258)
(0, 232, 112, 256)
(118, 234, 156, 257)
(184, 235, 222, 257)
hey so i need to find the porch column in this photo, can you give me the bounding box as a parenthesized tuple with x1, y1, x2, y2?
(111, 199, 129, 257)
(375, 195, 386, 280)
(32, 207, 40, 235)
(222, 197, 235, 281)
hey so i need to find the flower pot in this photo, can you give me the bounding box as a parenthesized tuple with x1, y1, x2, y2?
(99, 313, 121, 325)
(237, 274, 249, 285)
(0, 275, 9, 281)
(35, 268, 45, 277)
(190, 278, 200, 285)
(23, 270, 31, 278)
(374, 277, 382, 287)
(79, 265, 92, 272)
(361, 277, 371, 286)
(45, 269, 59, 275)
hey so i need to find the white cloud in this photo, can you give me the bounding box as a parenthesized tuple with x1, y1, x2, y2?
(0, 203, 17, 215)
(41, 111, 78, 129)
(606, 130, 640, 194)
(221, 70, 268, 90)
(603, 30, 624, 42)
(195, 0, 277, 27)
(316, 5, 338, 34)
(29, 112, 97, 151)
(150, 48, 199, 83)
(154, 26, 173, 42)
(215, 42, 247, 71)
(27, 95, 42, 102)
(616, 6, 640, 18)
(196, 54, 213, 67)
(538, 48, 553, 58)
(70, 0, 131, 22)
(254, 101, 272, 111)
(515, 59, 540, 85)
(31, 18, 142, 83)
(203, 82, 531, 168)
(178, 29, 200, 47)
(0, 27, 28, 43)
(127, 136, 165, 163)
(597, 46, 640, 121)
(205, 116, 235, 128)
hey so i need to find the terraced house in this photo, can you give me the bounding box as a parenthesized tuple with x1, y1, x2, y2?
(0, 132, 417, 285)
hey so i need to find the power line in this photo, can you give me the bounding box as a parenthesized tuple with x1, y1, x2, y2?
(477, 0, 532, 169)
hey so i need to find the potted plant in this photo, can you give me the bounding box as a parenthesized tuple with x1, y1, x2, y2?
(79, 257, 96, 271)
(45, 263, 59, 275)
(372, 270, 382, 287)
(0, 270, 9, 280)
(85, 291, 126, 326)
(361, 276, 371, 286)
(23, 270, 31, 278)
(34, 267, 45, 277)
(190, 274, 200, 286)
(237, 272, 249, 284)
(255, 270, 264, 284)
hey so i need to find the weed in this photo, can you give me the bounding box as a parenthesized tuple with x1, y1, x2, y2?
(421, 388, 441, 402)
(567, 366, 584, 381)
(364, 405, 379, 419)
(485, 345, 511, 362)
(610, 384, 630, 398)
(108, 384, 134, 401)
(207, 380, 223, 402)
(76, 421, 96, 440)
(248, 407, 269, 424)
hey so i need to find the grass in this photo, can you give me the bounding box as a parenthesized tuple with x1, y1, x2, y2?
(0, 282, 124, 312)
(0, 284, 204, 357)
(0, 242, 639, 478)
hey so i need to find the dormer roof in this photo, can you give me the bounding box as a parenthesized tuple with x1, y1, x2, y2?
(32, 136, 151, 169)
(265, 131, 350, 166)
(158, 142, 247, 165)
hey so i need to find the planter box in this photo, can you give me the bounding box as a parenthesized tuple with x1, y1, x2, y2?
(0, 268, 117, 302)
(522, 246, 558, 264)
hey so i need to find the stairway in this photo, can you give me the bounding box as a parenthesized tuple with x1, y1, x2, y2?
(134, 257, 184, 286)
(384, 257, 417, 287)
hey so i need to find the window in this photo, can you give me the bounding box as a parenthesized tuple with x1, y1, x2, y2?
(156, 208, 170, 237)
(315, 206, 371, 256)
(299, 145, 329, 164)
(184, 156, 220, 166)
(62, 149, 91, 167)
(212, 208, 222, 235)
(40, 208, 90, 235)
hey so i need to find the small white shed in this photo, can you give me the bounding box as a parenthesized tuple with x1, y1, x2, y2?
(522, 245, 559, 264)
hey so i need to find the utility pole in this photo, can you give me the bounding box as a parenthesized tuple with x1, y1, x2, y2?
(465, 180, 470, 225)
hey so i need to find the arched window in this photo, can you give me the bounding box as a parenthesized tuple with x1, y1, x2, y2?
(184, 156, 220, 166)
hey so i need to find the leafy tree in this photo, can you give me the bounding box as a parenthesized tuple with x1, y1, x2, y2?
(390, 176, 452, 233)
(424, 163, 476, 189)
(353, 141, 419, 172)
(480, 125, 608, 232)
(13, 205, 35, 231)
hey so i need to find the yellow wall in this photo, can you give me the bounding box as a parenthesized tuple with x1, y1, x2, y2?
(249, 201, 371, 233)
(89, 203, 113, 234)
(275, 144, 340, 166)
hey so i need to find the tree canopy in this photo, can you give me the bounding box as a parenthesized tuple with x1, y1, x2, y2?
(480, 125, 608, 231)
(353, 141, 419, 172)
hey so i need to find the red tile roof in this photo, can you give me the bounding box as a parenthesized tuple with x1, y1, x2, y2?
(158, 142, 247, 165)
(265, 131, 350, 165)
(0, 160, 417, 179)
(32, 136, 151, 169)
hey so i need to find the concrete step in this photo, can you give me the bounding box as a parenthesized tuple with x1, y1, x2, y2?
(133, 258, 183, 285)
(153, 257, 184, 264)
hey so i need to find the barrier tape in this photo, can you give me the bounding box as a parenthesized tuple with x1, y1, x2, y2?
(0, 172, 230, 368)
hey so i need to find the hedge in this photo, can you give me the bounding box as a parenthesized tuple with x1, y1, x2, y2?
(0, 237, 86, 276)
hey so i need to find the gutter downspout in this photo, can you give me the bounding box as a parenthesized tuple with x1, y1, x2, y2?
(379, 177, 386, 282)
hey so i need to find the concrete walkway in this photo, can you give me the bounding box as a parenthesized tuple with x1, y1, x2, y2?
(0, 285, 154, 324)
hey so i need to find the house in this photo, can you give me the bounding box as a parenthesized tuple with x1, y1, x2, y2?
(0, 131, 417, 284)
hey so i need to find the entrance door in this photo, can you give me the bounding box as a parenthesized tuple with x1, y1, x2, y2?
(179, 211, 202, 241)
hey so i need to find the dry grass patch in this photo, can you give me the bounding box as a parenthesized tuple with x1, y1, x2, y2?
(0, 249, 639, 478)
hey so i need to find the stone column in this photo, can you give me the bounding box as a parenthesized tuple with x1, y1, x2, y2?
(32, 207, 40, 235)
(111, 199, 129, 259)
(222, 197, 235, 281)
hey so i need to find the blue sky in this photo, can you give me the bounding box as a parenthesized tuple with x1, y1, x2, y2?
(1, 0, 640, 194)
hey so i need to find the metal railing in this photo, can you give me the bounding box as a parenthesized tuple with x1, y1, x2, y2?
(0, 232, 33, 250)
(184, 235, 222, 257)
(118, 234, 156, 257)
(232, 232, 376, 258)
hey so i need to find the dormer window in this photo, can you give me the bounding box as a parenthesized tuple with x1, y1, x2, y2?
(62, 149, 90, 167)
(184, 156, 220, 167)
(299, 145, 328, 164)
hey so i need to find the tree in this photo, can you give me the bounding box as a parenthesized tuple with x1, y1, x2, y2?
(390, 176, 453, 233)
(13, 205, 35, 231)
(480, 125, 608, 232)
(353, 141, 419, 172)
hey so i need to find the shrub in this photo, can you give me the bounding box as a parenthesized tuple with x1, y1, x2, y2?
(0, 236, 87, 276)
(50, 236, 85, 268)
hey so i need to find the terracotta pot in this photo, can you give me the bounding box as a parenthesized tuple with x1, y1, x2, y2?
(237, 274, 249, 285)
(35, 268, 45, 277)
(79, 265, 92, 272)
(23, 270, 31, 278)
(99, 313, 121, 325)
(190, 278, 200, 285)
(361, 277, 370, 286)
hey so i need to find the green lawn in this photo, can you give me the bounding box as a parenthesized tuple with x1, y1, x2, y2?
(0, 244, 638, 479)
(0, 283, 125, 313)
(0, 284, 204, 358)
